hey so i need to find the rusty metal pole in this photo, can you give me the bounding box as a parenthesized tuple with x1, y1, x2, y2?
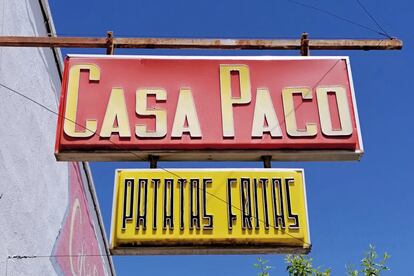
(261, 156, 272, 168)
(149, 155, 159, 169)
(0, 36, 403, 51)
(300, 32, 310, 56)
(106, 31, 114, 55)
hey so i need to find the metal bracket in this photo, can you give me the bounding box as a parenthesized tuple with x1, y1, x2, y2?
(149, 155, 159, 169)
(300, 32, 310, 56)
(261, 155, 272, 168)
(106, 31, 114, 55)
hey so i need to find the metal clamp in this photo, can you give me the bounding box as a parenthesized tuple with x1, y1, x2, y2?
(261, 155, 272, 168)
(149, 155, 159, 169)
(300, 32, 310, 56)
(106, 31, 114, 55)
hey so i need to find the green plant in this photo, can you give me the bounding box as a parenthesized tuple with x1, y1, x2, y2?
(253, 244, 389, 275)
(254, 257, 273, 276)
(346, 244, 390, 276)
(285, 255, 331, 276)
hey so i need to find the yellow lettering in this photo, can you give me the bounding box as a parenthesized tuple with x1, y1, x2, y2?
(100, 88, 131, 138)
(64, 64, 100, 138)
(220, 65, 251, 137)
(251, 88, 282, 138)
(282, 87, 317, 137)
(172, 89, 202, 138)
(135, 89, 167, 138)
(317, 86, 352, 136)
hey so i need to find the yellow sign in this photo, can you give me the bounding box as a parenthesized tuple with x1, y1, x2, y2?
(110, 169, 310, 254)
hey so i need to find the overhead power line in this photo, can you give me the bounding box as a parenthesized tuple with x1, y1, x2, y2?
(355, 0, 392, 39)
(0, 80, 313, 249)
(285, 0, 393, 39)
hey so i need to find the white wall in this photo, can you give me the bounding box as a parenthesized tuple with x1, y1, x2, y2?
(0, 0, 113, 275)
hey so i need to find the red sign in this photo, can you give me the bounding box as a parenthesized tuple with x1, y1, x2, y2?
(51, 163, 110, 275)
(55, 55, 363, 161)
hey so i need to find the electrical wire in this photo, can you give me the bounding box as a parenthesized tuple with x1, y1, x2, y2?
(268, 59, 341, 134)
(285, 0, 392, 38)
(8, 254, 109, 259)
(0, 1, 394, 271)
(355, 0, 392, 39)
(0, 59, 344, 255)
(53, 1, 395, 40)
(0, 59, 345, 246)
(0, 80, 313, 249)
(5, 255, 110, 276)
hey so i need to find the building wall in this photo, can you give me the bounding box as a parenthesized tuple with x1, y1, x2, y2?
(0, 0, 113, 275)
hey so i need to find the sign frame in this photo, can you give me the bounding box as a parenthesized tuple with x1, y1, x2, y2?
(110, 168, 311, 255)
(55, 55, 363, 162)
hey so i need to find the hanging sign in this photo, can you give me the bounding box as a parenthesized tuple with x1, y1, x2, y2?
(55, 55, 363, 161)
(110, 168, 310, 254)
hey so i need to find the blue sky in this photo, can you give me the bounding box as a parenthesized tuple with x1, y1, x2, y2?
(50, 0, 413, 274)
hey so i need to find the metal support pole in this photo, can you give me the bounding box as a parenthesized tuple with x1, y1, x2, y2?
(106, 31, 114, 55)
(261, 156, 272, 168)
(149, 155, 159, 169)
(0, 34, 403, 51)
(300, 32, 310, 56)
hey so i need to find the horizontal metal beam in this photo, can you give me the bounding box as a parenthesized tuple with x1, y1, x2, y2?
(0, 36, 107, 48)
(0, 36, 403, 51)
